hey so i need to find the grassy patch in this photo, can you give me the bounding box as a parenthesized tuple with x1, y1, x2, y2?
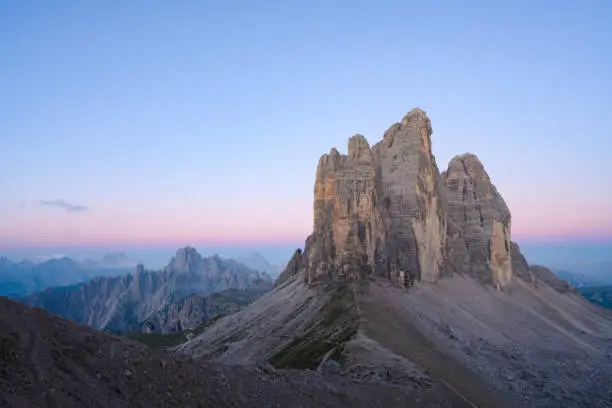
(269, 283, 358, 370)
(330, 344, 347, 366)
(269, 325, 358, 370)
(269, 332, 334, 370)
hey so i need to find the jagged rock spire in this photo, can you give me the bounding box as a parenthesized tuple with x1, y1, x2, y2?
(281, 108, 526, 288)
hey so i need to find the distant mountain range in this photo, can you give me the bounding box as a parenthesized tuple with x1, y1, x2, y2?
(551, 262, 612, 288)
(0, 253, 139, 297)
(553, 270, 607, 288)
(16, 247, 273, 334)
(225, 252, 283, 277)
(577, 285, 612, 310)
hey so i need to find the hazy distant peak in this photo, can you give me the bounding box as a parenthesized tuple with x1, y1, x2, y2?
(101, 252, 130, 263)
(247, 252, 266, 260)
(231, 252, 282, 277)
(167, 246, 204, 274)
(17, 259, 35, 268)
(0, 257, 15, 268)
(175, 246, 200, 258)
(45, 256, 78, 266)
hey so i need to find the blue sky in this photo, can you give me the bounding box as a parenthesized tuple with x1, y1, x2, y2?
(1, 0, 611, 263)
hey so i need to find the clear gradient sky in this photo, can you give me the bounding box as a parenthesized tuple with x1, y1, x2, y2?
(1, 1, 611, 259)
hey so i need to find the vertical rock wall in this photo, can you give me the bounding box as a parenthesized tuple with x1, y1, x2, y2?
(309, 136, 377, 284)
(443, 154, 512, 287)
(281, 109, 532, 289)
(372, 109, 446, 282)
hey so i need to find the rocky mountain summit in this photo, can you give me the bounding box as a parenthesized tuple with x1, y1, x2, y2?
(181, 109, 612, 408)
(18, 247, 272, 333)
(280, 108, 533, 288)
(229, 252, 283, 277)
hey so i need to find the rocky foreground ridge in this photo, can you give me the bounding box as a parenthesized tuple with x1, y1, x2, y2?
(183, 109, 612, 408)
(0, 296, 470, 408)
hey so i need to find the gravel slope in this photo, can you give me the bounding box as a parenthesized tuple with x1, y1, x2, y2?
(0, 296, 471, 408)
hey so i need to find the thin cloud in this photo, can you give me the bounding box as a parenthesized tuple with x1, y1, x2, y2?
(39, 199, 89, 213)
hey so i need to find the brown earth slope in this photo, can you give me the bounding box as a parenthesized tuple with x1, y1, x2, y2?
(0, 296, 483, 408)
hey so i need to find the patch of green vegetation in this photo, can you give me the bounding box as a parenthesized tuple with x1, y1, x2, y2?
(269, 283, 359, 370)
(330, 344, 347, 366)
(269, 324, 358, 370)
(269, 331, 333, 370)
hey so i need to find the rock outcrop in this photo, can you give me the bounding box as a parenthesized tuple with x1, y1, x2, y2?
(442, 153, 512, 287)
(286, 108, 528, 288)
(529, 265, 573, 293)
(142, 287, 269, 333)
(275, 248, 305, 286)
(305, 109, 447, 285)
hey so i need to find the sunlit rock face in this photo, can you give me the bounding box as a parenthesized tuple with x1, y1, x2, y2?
(284, 108, 528, 288)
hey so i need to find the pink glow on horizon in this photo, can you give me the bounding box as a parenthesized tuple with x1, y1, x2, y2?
(4, 221, 611, 248)
(2, 196, 611, 247)
(0, 206, 312, 247)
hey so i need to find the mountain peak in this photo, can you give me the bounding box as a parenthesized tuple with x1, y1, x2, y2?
(306, 109, 445, 284)
(168, 246, 204, 274)
(283, 109, 522, 287)
(347, 134, 371, 158)
(101, 252, 130, 263)
(402, 107, 430, 126)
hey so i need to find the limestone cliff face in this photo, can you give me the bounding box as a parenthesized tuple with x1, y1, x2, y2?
(303, 110, 448, 285)
(308, 134, 377, 283)
(442, 154, 512, 287)
(275, 248, 305, 286)
(509, 241, 531, 281)
(373, 109, 447, 282)
(283, 109, 534, 288)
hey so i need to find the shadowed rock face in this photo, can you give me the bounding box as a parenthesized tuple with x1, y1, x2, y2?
(442, 153, 512, 287)
(530, 265, 574, 293)
(285, 109, 566, 289)
(142, 287, 270, 333)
